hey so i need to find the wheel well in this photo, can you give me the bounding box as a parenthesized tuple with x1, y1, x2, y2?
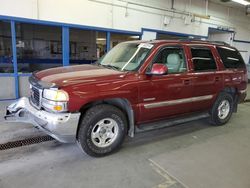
(223, 87, 237, 95)
(222, 87, 238, 100)
(78, 98, 135, 138)
(222, 87, 238, 112)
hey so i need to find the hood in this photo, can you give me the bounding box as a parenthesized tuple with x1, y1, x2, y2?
(34, 64, 126, 87)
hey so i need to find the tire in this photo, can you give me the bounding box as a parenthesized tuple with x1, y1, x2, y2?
(210, 92, 234, 126)
(77, 104, 127, 157)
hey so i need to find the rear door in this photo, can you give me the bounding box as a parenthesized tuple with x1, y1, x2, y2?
(188, 46, 224, 112)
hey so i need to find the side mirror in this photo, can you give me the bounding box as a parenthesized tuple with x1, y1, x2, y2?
(147, 63, 168, 75)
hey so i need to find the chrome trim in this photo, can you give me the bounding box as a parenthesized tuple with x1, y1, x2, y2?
(144, 95, 213, 109)
(30, 85, 43, 109)
(143, 98, 156, 102)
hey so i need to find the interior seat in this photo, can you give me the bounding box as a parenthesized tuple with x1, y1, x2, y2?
(165, 53, 181, 73)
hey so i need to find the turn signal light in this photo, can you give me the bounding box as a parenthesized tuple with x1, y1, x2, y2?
(53, 105, 63, 111)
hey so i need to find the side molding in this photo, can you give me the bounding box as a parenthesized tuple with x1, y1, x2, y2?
(144, 95, 213, 109)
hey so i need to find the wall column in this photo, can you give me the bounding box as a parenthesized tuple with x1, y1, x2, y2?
(62, 26, 69, 66)
(11, 20, 19, 99)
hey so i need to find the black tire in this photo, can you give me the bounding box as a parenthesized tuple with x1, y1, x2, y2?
(210, 92, 234, 126)
(77, 104, 127, 157)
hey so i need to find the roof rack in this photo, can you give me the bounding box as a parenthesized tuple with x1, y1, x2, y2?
(207, 40, 230, 46)
(178, 39, 230, 46)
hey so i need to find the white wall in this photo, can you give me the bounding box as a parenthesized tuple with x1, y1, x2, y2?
(0, 0, 250, 51)
(208, 32, 234, 45)
(233, 41, 250, 64)
(141, 31, 157, 40)
(0, 0, 249, 39)
(0, 0, 38, 19)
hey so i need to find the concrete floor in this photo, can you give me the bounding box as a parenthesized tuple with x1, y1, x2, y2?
(247, 84, 250, 100)
(0, 86, 250, 188)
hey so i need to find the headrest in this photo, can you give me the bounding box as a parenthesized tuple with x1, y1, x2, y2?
(167, 53, 180, 65)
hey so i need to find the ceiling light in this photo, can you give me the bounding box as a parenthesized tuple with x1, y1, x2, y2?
(231, 0, 250, 6)
(97, 38, 106, 41)
(130, 36, 140, 39)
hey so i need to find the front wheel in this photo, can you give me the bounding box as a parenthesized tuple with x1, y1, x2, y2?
(77, 104, 127, 157)
(210, 92, 234, 126)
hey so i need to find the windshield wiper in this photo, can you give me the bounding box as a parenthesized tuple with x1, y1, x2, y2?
(101, 64, 120, 71)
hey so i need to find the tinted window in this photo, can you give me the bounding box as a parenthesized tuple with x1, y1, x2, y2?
(191, 48, 217, 72)
(152, 47, 187, 74)
(217, 47, 245, 69)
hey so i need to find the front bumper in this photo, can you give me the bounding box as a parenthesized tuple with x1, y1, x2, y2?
(4, 97, 80, 143)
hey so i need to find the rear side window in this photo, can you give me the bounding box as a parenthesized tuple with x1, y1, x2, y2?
(217, 47, 245, 69)
(191, 48, 217, 72)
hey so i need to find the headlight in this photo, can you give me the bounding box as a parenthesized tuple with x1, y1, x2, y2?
(42, 89, 69, 112)
(43, 89, 69, 102)
(41, 98, 67, 113)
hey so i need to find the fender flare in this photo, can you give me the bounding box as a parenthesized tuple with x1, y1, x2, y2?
(79, 98, 135, 137)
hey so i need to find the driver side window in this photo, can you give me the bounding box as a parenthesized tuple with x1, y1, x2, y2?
(151, 47, 187, 74)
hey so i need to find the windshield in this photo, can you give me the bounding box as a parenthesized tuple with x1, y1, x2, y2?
(98, 42, 153, 71)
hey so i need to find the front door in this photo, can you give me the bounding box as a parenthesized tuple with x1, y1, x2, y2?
(138, 45, 194, 123)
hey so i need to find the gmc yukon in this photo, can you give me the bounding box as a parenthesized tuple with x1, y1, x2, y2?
(5, 40, 247, 157)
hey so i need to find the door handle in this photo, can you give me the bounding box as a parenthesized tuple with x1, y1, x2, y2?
(215, 77, 220, 82)
(183, 79, 191, 85)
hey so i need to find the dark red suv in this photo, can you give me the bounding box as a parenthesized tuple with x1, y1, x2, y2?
(5, 40, 247, 157)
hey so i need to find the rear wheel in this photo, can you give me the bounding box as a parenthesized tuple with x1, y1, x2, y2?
(77, 104, 127, 157)
(210, 92, 234, 126)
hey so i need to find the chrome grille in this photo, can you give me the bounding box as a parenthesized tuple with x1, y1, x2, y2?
(30, 86, 42, 108)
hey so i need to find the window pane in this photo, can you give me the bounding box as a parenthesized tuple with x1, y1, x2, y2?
(191, 48, 217, 71)
(16, 23, 62, 73)
(110, 33, 140, 48)
(152, 47, 187, 73)
(96, 31, 107, 59)
(217, 47, 245, 69)
(70, 29, 105, 65)
(0, 21, 13, 73)
(99, 43, 151, 71)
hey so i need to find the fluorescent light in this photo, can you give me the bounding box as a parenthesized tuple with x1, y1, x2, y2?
(129, 36, 140, 39)
(97, 38, 106, 41)
(231, 0, 250, 6)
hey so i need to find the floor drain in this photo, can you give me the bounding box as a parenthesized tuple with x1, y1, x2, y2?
(0, 136, 54, 150)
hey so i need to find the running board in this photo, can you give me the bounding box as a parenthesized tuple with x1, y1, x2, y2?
(135, 113, 209, 133)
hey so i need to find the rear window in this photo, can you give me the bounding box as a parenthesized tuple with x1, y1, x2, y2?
(191, 48, 217, 72)
(217, 47, 245, 69)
